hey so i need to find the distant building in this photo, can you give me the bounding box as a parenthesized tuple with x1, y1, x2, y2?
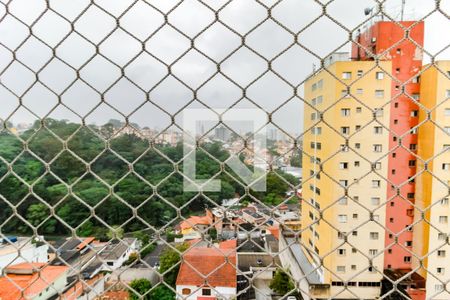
(175, 215, 211, 241)
(100, 238, 138, 271)
(413, 61, 450, 300)
(0, 263, 68, 300)
(176, 247, 237, 300)
(0, 237, 48, 274)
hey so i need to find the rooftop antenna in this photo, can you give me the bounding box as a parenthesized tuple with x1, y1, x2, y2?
(401, 0, 406, 21)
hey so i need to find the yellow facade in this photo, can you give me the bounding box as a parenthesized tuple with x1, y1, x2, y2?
(413, 61, 450, 300)
(302, 60, 392, 299)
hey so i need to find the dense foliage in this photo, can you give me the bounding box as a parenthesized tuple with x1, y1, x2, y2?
(0, 119, 297, 238)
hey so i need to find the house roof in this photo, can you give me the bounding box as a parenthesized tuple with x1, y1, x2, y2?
(99, 238, 136, 261)
(176, 247, 237, 288)
(219, 240, 237, 249)
(179, 216, 211, 231)
(0, 263, 68, 300)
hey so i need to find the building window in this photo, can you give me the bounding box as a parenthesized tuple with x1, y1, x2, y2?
(341, 108, 351, 117)
(337, 266, 346, 273)
(412, 93, 420, 101)
(439, 216, 448, 223)
(374, 162, 381, 170)
(437, 268, 445, 275)
(446, 89, 450, 98)
(311, 127, 322, 135)
(373, 144, 382, 152)
(375, 108, 384, 117)
(435, 284, 444, 292)
(338, 232, 346, 239)
(338, 215, 347, 223)
(409, 160, 416, 167)
(312, 83, 317, 91)
(437, 250, 446, 257)
(438, 233, 446, 240)
(407, 193, 415, 199)
(442, 163, 450, 170)
(338, 249, 346, 256)
(182, 288, 191, 295)
(339, 162, 349, 169)
(445, 127, 450, 134)
(370, 232, 379, 240)
(317, 79, 323, 89)
(376, 72, 384, 80)
(339, 197, 348, 205)
(371, 197, 380, 205)
(342, 72, 352, 79)
(339, 180, 348, 187)
(356, 107, 362, 113)
(405, 241, 413, 247)
(341, 89, 350, 98)
(372, 180, 381, 188)
(341, 127, 350, 135)
(340, 144, 349, 152)
(355, 125, 361, 131)
(357, 70, 363, 77)
(374, 126, 383, 134)
(410, 144, 417, 151)
(404, 256, 411, 263)
(441, 198, 449, 206)
(354, 161, 360, 167)
(411, 110, 418, 117)
(369, 249, 378, 256)
(412, 75, 420, 83)
(355, 143, 360, 149)
(356, 88, 363, 94)
(202, 289, 212, 296)
(375, 90, 385, 98)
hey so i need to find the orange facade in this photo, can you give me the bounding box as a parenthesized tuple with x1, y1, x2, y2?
(352, 21, 424, 270)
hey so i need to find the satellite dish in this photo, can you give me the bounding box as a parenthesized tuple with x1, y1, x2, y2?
(364, 7, 373, 16)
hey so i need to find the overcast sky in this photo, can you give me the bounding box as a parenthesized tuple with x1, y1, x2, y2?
(0, 0, 449, 135)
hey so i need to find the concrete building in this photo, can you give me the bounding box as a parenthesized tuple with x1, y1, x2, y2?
(0, 237, 49, 273)
(413, 61, 450, 300)
(99, 238, 138, 271)
(301, 57, 392, 299)
(352, 20, 425, 273)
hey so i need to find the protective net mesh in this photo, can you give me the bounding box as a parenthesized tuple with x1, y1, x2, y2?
(0, 0, 449, 299)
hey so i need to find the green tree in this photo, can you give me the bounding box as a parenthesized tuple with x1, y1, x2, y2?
(159, 243, 189, 287)
(23, 203, 57, 234)
(150, 286, 174, 300)
(129, 278, 152, 300)
(270, 269, 296, 296)
(107, 226, 124, 240)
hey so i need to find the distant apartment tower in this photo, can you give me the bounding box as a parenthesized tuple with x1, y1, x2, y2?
(301, 58, 392, 299)
(413, 61, 450, 300)
(352, 21, 425, 271)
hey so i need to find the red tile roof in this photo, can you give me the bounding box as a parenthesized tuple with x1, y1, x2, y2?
(96, 291, 129, 300)
(176, 247, 236, 288)
(179, 216, 211, 231)
(219, 240, 237, 249)
(0, 263, 68, 300)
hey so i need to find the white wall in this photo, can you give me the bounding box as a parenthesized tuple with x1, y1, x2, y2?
(176, 285, 236, 300)
(33, 270, 68, 300)
(0, 243, 49, 273)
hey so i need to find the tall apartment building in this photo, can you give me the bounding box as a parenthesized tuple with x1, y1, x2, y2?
(352, 21, 425, 271)
(413, 61, 450, 300)
(301, 59, 392, 299)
